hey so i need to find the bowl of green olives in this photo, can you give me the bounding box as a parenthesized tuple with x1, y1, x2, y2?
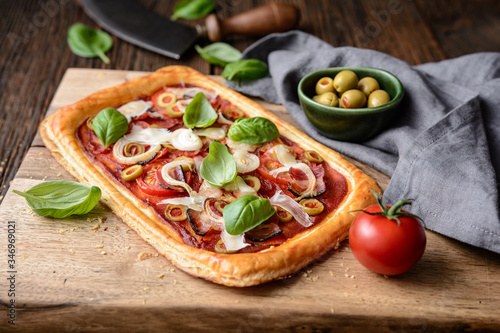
(298, 67, 404, 142)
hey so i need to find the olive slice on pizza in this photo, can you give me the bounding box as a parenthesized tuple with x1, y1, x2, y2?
(40, 66, 380, 287)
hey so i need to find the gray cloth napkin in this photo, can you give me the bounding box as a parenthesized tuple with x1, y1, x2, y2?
(226, 30, 500, 254)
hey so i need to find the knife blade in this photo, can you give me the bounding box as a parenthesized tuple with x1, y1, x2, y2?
(79, 0, 299, 60)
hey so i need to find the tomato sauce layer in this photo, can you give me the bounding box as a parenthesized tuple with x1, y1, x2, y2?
(76, 85, 348, 253)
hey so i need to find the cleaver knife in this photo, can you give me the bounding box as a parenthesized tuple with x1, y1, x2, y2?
(79, 0, 299, 59)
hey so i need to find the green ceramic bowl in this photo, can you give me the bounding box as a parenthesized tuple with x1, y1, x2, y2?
(298, 67, 404, 142)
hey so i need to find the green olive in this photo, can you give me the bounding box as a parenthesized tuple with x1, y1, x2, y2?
(304, 150, 323, 163)
(223, 108, 245, 120)
(242, 175, 261, 192)
(368, 90, 391, 107)
(317, 92, 339, 107)
(276, 206, 293, 223)
(333, 70, 359, 94)
(121, 165, 143, 181)
(315, 77, 335, 95)
(165, 105, 184, 118)
(157, 92, 177, 108)
(340, 89, 367, 109)
(165, 204, 187, 222)
(357, 77, 380, 96)
(86, 117, 94, 131)
(299, 198, 324, 216)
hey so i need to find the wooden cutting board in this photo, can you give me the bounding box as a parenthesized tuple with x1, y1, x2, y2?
(1, 68, 499, 332)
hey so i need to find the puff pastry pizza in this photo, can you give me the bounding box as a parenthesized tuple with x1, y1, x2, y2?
(40, 66, 380, 287)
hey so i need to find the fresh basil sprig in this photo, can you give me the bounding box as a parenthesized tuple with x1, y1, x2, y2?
(67, 23, 113, 64)
(92, 107, 129, 149)
(222, 59, 269, 81)
(183, 93, 218, 129)
(200, 141, 237, 188)
(228, 117, 280, 144)
(223, 195, 275, 235)
(13, 180, 102, 219)
(171, 0, 215, 21)
(195, 43, 242, 67)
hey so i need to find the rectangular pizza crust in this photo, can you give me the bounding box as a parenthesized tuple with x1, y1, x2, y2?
(40, 66, 380, 287)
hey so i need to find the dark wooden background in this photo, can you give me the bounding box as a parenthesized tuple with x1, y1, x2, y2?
(1, 0, 499, 201)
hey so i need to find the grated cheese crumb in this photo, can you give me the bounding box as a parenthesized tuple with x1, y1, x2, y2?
(92, 224, 100, 232)
(157, 273, 165, 279)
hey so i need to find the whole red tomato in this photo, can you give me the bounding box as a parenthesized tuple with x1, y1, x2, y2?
(349, 191, 426, 275)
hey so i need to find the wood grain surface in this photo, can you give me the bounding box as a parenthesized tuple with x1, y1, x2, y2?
(0, 68, 499, 332)
(1, 0, 500, 202)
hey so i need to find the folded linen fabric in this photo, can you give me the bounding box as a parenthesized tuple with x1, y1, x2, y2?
(226, 30, 500, 254)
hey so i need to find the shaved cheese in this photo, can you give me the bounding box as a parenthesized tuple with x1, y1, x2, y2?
(117, 100, 154, 121)
(233, 149, 260, 173)
(220, 229, 249, 251)
(167, 87, 217, 101)
(194, 127, 227, 140)
(124, 125, 172, 144)
(269, 191, 313, 227)
(198, 180, 223, 198)
(121, 127, 202, 152)
(171, 128, 203, 151)
(274, 144, 297, 167)
(158, 196, 203, 211)
(224, 176, 257, 197)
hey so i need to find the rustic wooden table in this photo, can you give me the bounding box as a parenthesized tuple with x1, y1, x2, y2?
(1, 0, 500, 332)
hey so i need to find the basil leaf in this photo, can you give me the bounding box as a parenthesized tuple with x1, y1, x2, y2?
(223, 195, 275, 235)
(92, 107, 129, 149)
(221, 59, 269, 81)
(200, 141, 237, 188)
(228, 117, 280, 144)
(183, 92, 218, 129)
(171, 0, 215, 21)
(13, 180, 101, 219)
(67, 23, 113, 64)
(195, 43, 242, 67)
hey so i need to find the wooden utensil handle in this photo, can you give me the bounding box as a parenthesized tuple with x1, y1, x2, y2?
(205, 3, 299, 42)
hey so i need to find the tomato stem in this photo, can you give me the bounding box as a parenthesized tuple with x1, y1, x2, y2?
(367, 190, 424, 227)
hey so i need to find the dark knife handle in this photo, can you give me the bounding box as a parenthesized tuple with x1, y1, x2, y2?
(203, 3, 300, 42)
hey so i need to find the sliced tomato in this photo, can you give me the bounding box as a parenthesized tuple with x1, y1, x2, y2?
(136, 163, 181, 197)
